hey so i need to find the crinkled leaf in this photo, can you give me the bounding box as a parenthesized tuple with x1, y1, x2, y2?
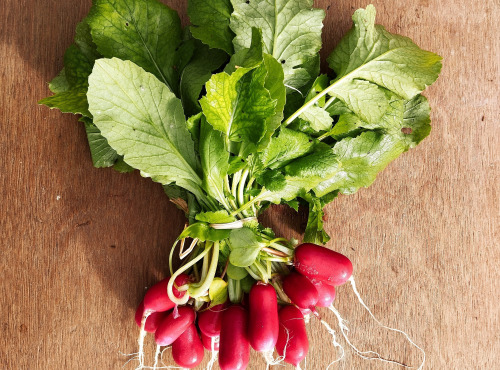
(200, 68, 275, 148)
(208, 278, 228, 307)
(329, 5, 442, 100)
(228, 228, 262, 267)
(230, 0, 324, 91)
(317, 5, 442, 124)
(188, 0, 235, 53)
(88, 0, 182, 93)
(39, 88, 90, 117)
(257, 147, 340, 203)
(87, 58, 203, 196)
(314, 131, 404, 196)
(227, 263, 248, 280)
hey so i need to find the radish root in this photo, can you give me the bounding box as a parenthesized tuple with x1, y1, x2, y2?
(320, 319, 345, 369)
(206, 337, 218, 370)
(346, 275, 426, 369)
(152, 345, 160, 370)
(136, 311, 152, 370)
(322, 275, 425, 369)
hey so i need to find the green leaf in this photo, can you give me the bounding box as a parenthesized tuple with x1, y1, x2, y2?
(225, 28, 264, 73)
(299, 105, 333, 132)
(195, 210, 236, 224)
(48, 69, 70, 94)
(178, 222, 231, 242)
(88, 0, 182, 93)
(257, 128, 314, 171)
(113, 157, 135, 173)
(188, 0, 235, 53)
(329, 5, 442, 100)
(258, 54, 287, 147)
(83, 121, 120, 168)
(180, 42, 228, 116)
(240, 275, 256, 293)
(321, 5, 442, 123)
(314, 131, 403, 196)
(209, 278, 228, 307)
(256, 146, 340, 203)
(200, 68, 276, 148)
(87, 58, 203, 196)
(200, 119, 231, 207)
(39, 88, 90, 117)
(228, 228, 262, 267)
(230, 0, 325, 91)
(227, 263, 248, 280)
(302, 195, 330, 245)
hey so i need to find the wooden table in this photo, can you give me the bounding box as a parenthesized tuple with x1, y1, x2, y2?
(1, 0, 498, 368)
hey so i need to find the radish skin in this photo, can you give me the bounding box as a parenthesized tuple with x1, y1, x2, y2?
(198, 303, 225, 338)
(154, 306, 195, 346)
(144, 274, 190, 313)
(134, 301, 168, 333)
(172, 323, 204, 368)
(219, 305, 250, 370)
(276, 305, 309, 367)
(294, 243, 353, 286)
(248, 283, 279, 352)
(309, 279, 336, 307)
(282, 272, 319, 310)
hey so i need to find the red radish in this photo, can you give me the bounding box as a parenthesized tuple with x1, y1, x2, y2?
(248, 283, 279, 352)
(198, 303, 225, 338)
(219, 305, 250, 370)
(201, 333, 220, 351)
(276, 305, 309, 366)
(143, 274, 190, 312)
(309, 279, 336, 307)
(282, 272, 319, 310)
(134, 301, 168, 333)
(154, 306, 195, 346)
(294, 243, 353, 286)
(172, 323, 204, 368)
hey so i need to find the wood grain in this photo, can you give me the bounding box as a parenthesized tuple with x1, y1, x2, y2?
(1, 0, 498, 369)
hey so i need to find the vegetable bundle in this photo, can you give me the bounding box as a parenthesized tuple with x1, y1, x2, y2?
(40, 0, 441, 368)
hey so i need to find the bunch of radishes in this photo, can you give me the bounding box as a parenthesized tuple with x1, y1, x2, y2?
(134, 242, 352, 369)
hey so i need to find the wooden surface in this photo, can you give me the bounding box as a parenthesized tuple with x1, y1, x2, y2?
(1, 0, 498, 369)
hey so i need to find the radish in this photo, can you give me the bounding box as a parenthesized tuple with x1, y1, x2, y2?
(134, 301, 168, 333)
(219, 305, 250, 370)
(154, 306, 195, 346)
(172, 323, 204, 368)
(144, 273, 190, 313)
(294, 243, 353, 286)
(201, 333, 220, 351)
(282, 271, 319, 310)
(276, 305, 309, 366)
(309, 279, 336, 307)
(198, 303, 225, 338)
(248, 283, 279, 352)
